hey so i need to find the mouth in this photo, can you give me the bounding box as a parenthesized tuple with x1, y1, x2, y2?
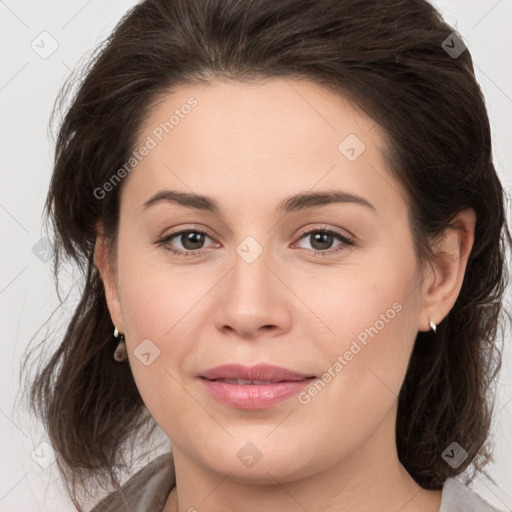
(198, 365, 316, 409)
(202, 377, 315, 385)
(200, 363, 315, 382)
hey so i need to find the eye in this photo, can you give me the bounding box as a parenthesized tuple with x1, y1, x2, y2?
(156, 226, 354, 258)
(158, 229, 218, 256)
(294, 227, 353, 256)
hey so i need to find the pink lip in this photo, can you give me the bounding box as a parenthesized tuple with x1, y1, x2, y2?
(199, 364, 315, 410)
(200, 363, 313, 381)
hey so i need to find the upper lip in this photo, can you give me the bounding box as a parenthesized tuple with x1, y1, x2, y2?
(200, 364, 314, 382)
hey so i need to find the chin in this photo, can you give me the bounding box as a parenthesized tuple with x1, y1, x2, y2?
(197, 441, 320, 484)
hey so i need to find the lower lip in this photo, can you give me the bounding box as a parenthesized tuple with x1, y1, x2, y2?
(199, 378, 314, 409)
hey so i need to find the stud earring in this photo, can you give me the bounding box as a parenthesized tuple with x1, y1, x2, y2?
(428, 317, 437, 333)
(113, 326, 128, 362)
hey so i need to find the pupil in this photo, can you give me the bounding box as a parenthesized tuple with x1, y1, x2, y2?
(311, 232, 333, 250)
(182, 231, 204, 250)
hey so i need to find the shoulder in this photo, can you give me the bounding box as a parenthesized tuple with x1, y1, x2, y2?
(440, 477, 508, 512)
(90, 452, 175, 512)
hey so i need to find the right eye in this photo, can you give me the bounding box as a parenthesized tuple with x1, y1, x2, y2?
(158, 229, 220, 256)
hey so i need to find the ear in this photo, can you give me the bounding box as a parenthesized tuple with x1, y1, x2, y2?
(418, 208, 476, 332)
(94, 223, 125, 334)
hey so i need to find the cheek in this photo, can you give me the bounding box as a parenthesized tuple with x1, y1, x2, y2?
(114, 222, 209, 342)
(113, 245, 217, 423)
(301, 294, 417, 460)
(288, 242, 420, 354)
(289, 245, 421, 411)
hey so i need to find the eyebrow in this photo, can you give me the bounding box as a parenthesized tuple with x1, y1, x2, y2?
(141, 189, 376, 215)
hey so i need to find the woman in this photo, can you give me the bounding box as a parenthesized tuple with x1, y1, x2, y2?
(27, 0, 510, 511)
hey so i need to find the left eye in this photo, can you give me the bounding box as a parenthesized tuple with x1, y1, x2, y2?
(295, 229, 352, 252)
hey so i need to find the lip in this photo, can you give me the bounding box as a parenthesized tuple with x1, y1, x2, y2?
(200, 363, 313, 382)
(199, 364, 315, 410)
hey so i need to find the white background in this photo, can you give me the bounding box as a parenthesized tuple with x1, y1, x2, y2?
(0, 1, 511, 510)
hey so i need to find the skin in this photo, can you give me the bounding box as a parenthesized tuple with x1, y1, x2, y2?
(95, 78, 475, 512)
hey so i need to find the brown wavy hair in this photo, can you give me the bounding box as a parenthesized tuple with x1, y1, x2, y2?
(23, 0, 511, 508)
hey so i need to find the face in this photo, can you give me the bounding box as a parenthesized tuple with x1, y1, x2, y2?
(104, 78, 428, 482)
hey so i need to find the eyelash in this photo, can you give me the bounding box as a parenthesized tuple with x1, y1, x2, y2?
(157, 226, 354, 258)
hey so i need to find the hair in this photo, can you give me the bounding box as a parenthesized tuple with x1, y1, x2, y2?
(24, 0, 510, 507)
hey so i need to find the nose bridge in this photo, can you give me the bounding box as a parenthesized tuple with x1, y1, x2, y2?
(229, 236, 274, 311)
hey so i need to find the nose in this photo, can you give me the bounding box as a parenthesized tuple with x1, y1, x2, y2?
(213, 247, 292, 340)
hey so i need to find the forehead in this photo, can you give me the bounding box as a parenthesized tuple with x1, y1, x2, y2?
(123, 78, 407, 220)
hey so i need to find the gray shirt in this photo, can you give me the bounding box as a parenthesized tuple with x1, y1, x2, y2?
(90, 452, 506, 512)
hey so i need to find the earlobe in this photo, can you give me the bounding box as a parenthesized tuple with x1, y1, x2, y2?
(419, 209, 476, 332)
